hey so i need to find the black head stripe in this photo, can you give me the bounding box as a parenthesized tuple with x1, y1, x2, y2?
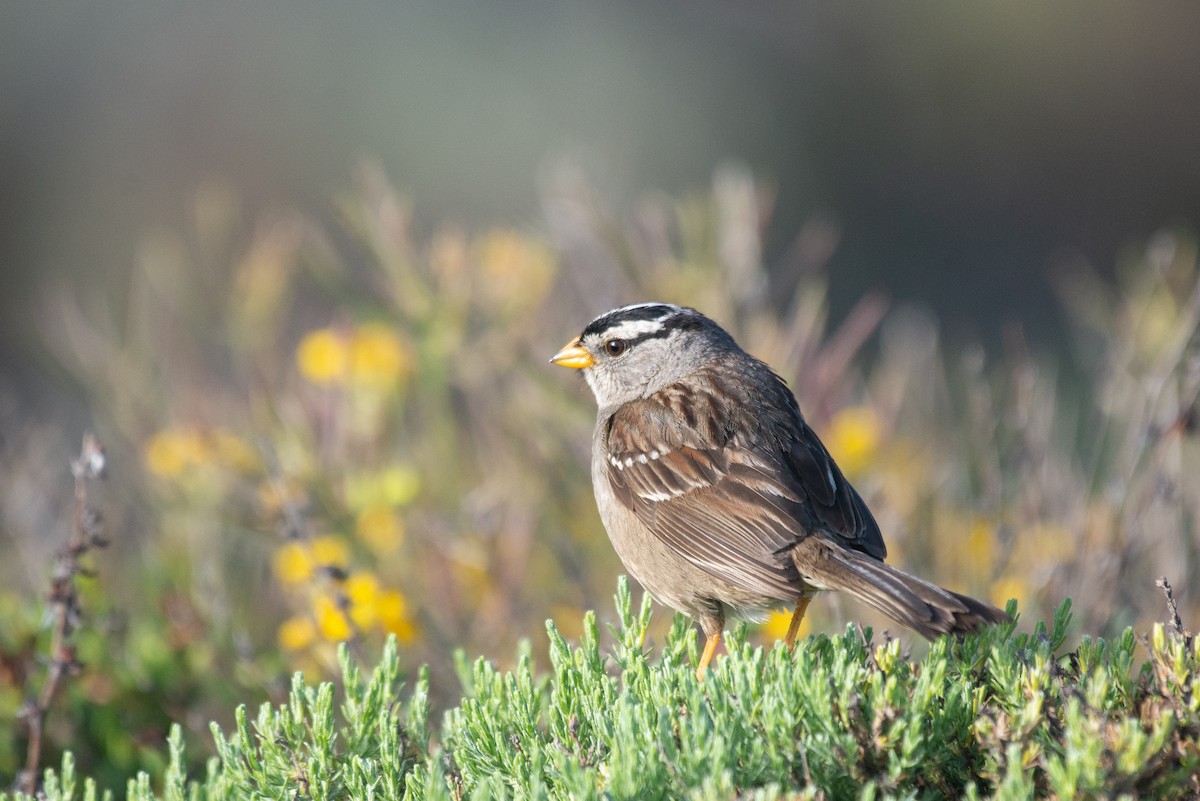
(579, 303, 737, 359)
(621, 327, 675, 348)
(581, 303, 683, 339)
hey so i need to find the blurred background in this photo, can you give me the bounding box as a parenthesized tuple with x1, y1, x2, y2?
(2, 0, 1199, 788)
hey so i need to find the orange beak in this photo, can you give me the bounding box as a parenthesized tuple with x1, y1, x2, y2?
(549, 337, 594, 369)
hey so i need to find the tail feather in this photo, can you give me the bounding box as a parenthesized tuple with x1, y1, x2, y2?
(791, 536, 1010, 638)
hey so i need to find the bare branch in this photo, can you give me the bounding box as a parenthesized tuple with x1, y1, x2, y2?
(16, 433, 109, 795)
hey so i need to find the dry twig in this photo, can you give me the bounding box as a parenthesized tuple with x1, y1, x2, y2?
(15, 433, 108, 795)
(1155, 576, 1190, 641)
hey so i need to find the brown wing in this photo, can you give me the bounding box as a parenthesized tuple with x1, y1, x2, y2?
(781, 403, 887, 561)
(604, 360, 885, 599)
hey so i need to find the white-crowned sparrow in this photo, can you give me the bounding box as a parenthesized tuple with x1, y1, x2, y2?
(552, 302, 1009, 675)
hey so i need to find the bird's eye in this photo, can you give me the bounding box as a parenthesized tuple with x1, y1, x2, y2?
(604, 338, 627, 357)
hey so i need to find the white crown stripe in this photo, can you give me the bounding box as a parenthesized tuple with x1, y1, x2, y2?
(601, 318, 672, 340)
(585, 303, 680, 332)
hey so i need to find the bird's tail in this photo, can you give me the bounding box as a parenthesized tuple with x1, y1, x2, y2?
(790, 536, 1011, 638)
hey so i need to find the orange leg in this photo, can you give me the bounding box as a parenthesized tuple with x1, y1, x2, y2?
(783, 595, 813, 648)
(696, 631, 721, 681)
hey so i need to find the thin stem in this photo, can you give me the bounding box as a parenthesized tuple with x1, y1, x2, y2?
(17, 433, 106, 795)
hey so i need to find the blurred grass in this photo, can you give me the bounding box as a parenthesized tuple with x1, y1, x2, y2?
(1, 161, 1197, 786)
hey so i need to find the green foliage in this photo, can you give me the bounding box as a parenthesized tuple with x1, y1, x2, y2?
(3, 168, 1198, 789)
(8, 580, 1198, 801)
(199, 638, 429, 800)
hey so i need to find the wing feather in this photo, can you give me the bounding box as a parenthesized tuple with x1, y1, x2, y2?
(604, 358, 887, 600)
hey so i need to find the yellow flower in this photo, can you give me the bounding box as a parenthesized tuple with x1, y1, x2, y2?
(273, 542, 315, 584)
(314, 594, 353, 641)
(310, 536, 350, 570)
(143, 427, 211, 478)
(356, 505, 405, 555)
(344, 572, 381, 630)
(344, 466, 421, 510)
(296, 328, 348, 384)
(348, 323, 411, 388)
(823, 406, 882, 478)
(274, 536, 351, 584)
(378, 589, 416, 643)
(1011, 521, 1077, 566)
(965, 517, 997, 571)
(761, 608, 810, 643)
(379, 466, 421, 506)
(990, 576, 1028, 613)
(278, 616, 317, 651)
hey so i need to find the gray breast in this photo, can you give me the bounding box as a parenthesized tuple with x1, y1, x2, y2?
(589, 415, 788, 623)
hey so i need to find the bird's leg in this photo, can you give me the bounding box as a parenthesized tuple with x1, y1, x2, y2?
(697, 631, 721, 680)
(783, 594, 813, 648)
(696, 611, 724, 680)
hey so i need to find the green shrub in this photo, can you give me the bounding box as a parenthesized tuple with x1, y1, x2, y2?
(8, 578, 1197, 801)
(5, 169, 1198, 785)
